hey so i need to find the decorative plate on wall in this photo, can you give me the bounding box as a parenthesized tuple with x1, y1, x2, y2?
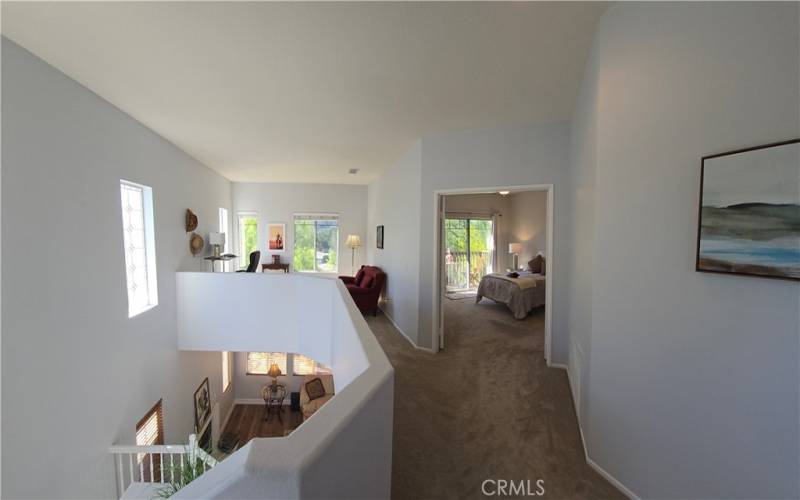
(189, 232, 204, 256)
(185, 209, 198, 232)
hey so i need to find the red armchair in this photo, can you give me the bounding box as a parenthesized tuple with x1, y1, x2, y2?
(339, 265, 386, 316)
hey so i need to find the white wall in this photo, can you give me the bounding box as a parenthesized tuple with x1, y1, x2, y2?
(568, 3, 800, 498)
(366, 142, 422, 344)
(418, 123, 570, 353)
(1, 38, 234, 499)
(232, 182, 367, 276)
(507, 191, 548, 266)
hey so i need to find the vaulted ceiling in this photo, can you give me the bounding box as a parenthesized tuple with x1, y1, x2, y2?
(2, 2, 606, 184)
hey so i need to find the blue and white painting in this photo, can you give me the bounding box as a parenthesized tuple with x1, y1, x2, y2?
(698, 140, 800, 281)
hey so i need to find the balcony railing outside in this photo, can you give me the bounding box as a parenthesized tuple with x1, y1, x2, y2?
(445, 251, 493, 290)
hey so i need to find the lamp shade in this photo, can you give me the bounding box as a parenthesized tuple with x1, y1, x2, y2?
(345, 234, 362, 249)
(509, 243, 522, 254)
(267, 362, 282, 379)
(208, 232, 225, 246)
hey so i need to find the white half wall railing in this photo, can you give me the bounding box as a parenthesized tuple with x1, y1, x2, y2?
(173, 272, 394, 499)
(109, 434, 218, 498)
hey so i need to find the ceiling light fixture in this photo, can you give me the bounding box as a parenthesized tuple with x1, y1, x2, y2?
(348, 168, 359, 175)
(498, 190, 510, 196)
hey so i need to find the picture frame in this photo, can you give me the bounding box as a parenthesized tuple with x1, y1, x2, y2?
(193, 377, 211, 432)
(268, 222, 286, 252)
(377, 225, 384, 249)
(696, 138, 800, 281)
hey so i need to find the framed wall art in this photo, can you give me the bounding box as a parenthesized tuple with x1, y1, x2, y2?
(696, 138, 799, 281)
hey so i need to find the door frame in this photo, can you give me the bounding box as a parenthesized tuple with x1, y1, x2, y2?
(432, 184, 554, 364)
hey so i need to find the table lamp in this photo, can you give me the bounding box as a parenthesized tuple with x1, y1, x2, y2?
(509, 242, 522, 270)
(209, 232, 225, 257)
(267, 362, 282, 390)
(345, 234, 362, 273)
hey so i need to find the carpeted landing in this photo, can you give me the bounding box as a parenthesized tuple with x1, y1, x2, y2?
(365, 297, 623, 500)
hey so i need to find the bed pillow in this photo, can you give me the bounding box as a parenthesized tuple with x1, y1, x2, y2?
(528, 256, 543, 273)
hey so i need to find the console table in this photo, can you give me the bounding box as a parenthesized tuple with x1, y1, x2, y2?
(262, 263, 290, 273)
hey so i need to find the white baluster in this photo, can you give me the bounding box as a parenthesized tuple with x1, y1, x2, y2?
(116, 453, 124, 497)
(170, 454, 175, 483)
(159, 453, 164, 482)
(149, 452, 154, 482)
(139, 455, 144, 482)
(128, 454, 134, 487)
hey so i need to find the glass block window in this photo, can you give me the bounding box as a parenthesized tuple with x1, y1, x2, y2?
(246, 352, 287, 375)
(120, 180, 158, 317)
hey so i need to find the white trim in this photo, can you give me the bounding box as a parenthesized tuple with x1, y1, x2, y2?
(586, 457, 640, 500)
(557, 364, 640, 500)
(549, 362, 569, 370)
(380, 306, 437, 354)
(234, 398, 291, 406)
(219, 400, 236, 433)
(432, 183, 554, 364)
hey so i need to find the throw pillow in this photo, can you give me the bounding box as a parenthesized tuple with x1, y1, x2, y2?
(305, 378, 326, 402)
(541, 257, 546, 276)
(354, 268, 366, 285)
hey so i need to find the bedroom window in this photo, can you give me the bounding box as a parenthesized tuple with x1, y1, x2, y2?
(444, 217, 494, 290)
(120, 180, 158, 317)
(246, 352, 287, 375)
(293, 214, 339, 273)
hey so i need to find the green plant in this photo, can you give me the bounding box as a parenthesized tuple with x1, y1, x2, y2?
(154, 449, 207, 499)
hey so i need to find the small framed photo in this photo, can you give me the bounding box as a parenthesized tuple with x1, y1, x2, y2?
(193, 377, 211, 432)
(377, 225, 384, 249)
(268, 223, 285, 252)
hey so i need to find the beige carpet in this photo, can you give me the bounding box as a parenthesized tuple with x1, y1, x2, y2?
(365, 298, 623, 500)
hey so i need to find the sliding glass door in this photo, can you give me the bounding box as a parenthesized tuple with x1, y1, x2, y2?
(444, 217, 494, 290)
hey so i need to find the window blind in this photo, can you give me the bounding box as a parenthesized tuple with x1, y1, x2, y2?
(135, 399, 163, 462)
(246, 352, 287, 375)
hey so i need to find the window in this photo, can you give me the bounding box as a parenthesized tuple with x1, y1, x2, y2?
(237, 212, 258, 269)
(293, 214, 339, 273)
(120, 180, 158, 317)
(292, 353, 332, 376)
(136, 399, 164, 462)
(219, 208, 230, 271)
(222, 351, 232, 392)
(246, 352, 287, 375)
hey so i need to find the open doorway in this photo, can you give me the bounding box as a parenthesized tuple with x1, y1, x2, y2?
(434, 185, 554, 364)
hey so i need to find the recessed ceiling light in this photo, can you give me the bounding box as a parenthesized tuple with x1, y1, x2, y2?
(348, 168, 359, 175)
(498, 190, 510, 196)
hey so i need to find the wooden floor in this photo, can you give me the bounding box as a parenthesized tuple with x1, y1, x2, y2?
(221, 404, 304, 447)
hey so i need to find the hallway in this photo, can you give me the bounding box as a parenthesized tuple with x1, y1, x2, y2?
(366, 299, 622, 499)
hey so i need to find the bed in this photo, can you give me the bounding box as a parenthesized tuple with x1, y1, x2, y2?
(475, 271, 546, 319)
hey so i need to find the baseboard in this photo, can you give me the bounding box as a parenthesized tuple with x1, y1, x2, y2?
(220, 400, 236, 432)
(379, 306, 437, 353)
(586, 457, 640, 500)
(557, 363, 639, 500)
(234, 398, 290, 406)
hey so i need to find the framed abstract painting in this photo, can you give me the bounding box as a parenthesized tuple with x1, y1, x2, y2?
(696, 138, 800, 281)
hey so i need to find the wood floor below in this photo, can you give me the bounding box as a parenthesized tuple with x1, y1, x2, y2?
(221, 404, 304, 449)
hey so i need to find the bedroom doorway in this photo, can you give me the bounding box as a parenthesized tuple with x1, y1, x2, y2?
(434, 184, 554, 365)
